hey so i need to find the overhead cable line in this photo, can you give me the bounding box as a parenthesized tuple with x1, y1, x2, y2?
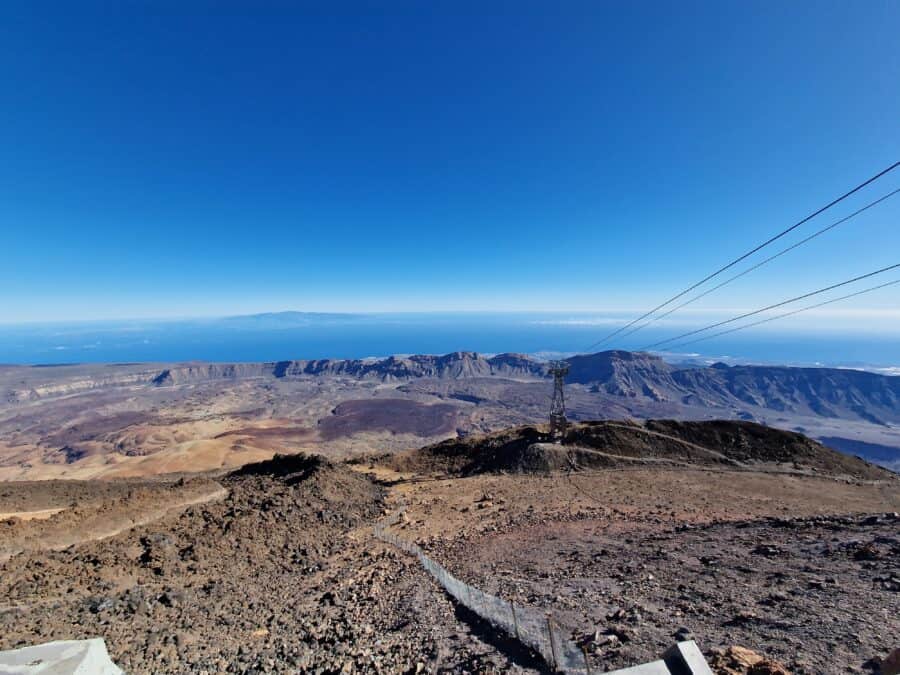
(667, 277, 900, 350)
(640, 262, 900, 351)
(614, 186, 900, 341)
(584, 161, 900, 352)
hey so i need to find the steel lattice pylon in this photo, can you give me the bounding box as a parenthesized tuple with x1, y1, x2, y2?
(548, 360, 569, 438)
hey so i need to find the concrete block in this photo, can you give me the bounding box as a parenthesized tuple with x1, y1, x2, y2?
(664, 640, 714, 675)
(604, 659, 671, 674)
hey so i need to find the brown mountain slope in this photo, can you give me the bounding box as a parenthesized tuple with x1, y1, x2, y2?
(389, 419, 895, 481)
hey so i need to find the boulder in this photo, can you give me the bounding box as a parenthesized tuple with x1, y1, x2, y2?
(707, 646, 790, 675)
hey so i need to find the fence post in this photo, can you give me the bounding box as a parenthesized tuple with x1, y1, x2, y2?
(581, 643, 592, 675)
(546, 615, 559, 672)
(510, 601, 520, 640)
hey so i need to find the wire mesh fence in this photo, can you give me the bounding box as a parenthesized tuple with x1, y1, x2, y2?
(374, 510, 590, 674)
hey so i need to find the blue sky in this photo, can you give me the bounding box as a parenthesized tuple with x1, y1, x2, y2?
(1, 1, 898, 325)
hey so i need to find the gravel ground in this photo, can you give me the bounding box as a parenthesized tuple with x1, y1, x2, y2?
(0, 444, 897, 674)
(0, 455, 543, 674)
(436, 512, 900, 673)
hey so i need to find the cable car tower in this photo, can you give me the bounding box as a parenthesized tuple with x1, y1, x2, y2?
(548, 360, 569, 439)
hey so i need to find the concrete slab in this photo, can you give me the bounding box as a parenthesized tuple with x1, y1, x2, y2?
(0, 638, 123, 675)
(604, 659, 671, 674)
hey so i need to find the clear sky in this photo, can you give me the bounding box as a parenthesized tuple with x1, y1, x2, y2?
(1, 1, 898, 325)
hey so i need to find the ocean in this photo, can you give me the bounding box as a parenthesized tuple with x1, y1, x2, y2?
(0, 312, 897, 371)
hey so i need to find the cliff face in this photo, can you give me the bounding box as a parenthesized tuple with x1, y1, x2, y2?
(557, 352, 900, 426)
(668, 364, 900, 425)
(151, 364, 273, 386)
(565, 351, 680, 401)
(152, 351, 548, 385)
(8, 372, 156, 403)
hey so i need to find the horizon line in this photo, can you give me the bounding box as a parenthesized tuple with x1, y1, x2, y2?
(2, 306, 900, 327)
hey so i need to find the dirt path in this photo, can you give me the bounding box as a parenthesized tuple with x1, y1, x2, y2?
(67, 486, 229, 549)
(602, 422, 744, 466)
(0, 482, 228, 563)
(0, 508, 65, 522)
(563, 444, 699, 468)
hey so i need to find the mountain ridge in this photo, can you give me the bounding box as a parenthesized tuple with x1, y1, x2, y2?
(145, 351, 900, 425)
(8, 351, 900, 430)
(2, 350, 898, 479)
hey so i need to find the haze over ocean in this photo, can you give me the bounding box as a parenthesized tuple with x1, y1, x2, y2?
(0, 313, 896, 371)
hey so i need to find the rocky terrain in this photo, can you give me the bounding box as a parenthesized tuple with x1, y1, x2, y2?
(0, 453, 558, 673)
(438, 511, 900, 672)
(0, 421, 897, 673)
(0, 351, 898, 480)
(388, 420, 894, 480)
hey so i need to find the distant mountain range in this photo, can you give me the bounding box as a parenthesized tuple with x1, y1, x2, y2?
(216, 312, 364, 328)
(149, 350, 900, 424)
(11, 350, 899, 429)
(149, 350, 900, 471)
(150, 351, 545, 385)
(3, 350, 898, 473)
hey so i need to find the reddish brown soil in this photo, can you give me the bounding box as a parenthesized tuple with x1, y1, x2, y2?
(0, 424, 897, 674)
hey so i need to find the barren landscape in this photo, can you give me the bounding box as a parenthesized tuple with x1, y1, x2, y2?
(2, 351, 899, 482)
(0, 414, 897, 673)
